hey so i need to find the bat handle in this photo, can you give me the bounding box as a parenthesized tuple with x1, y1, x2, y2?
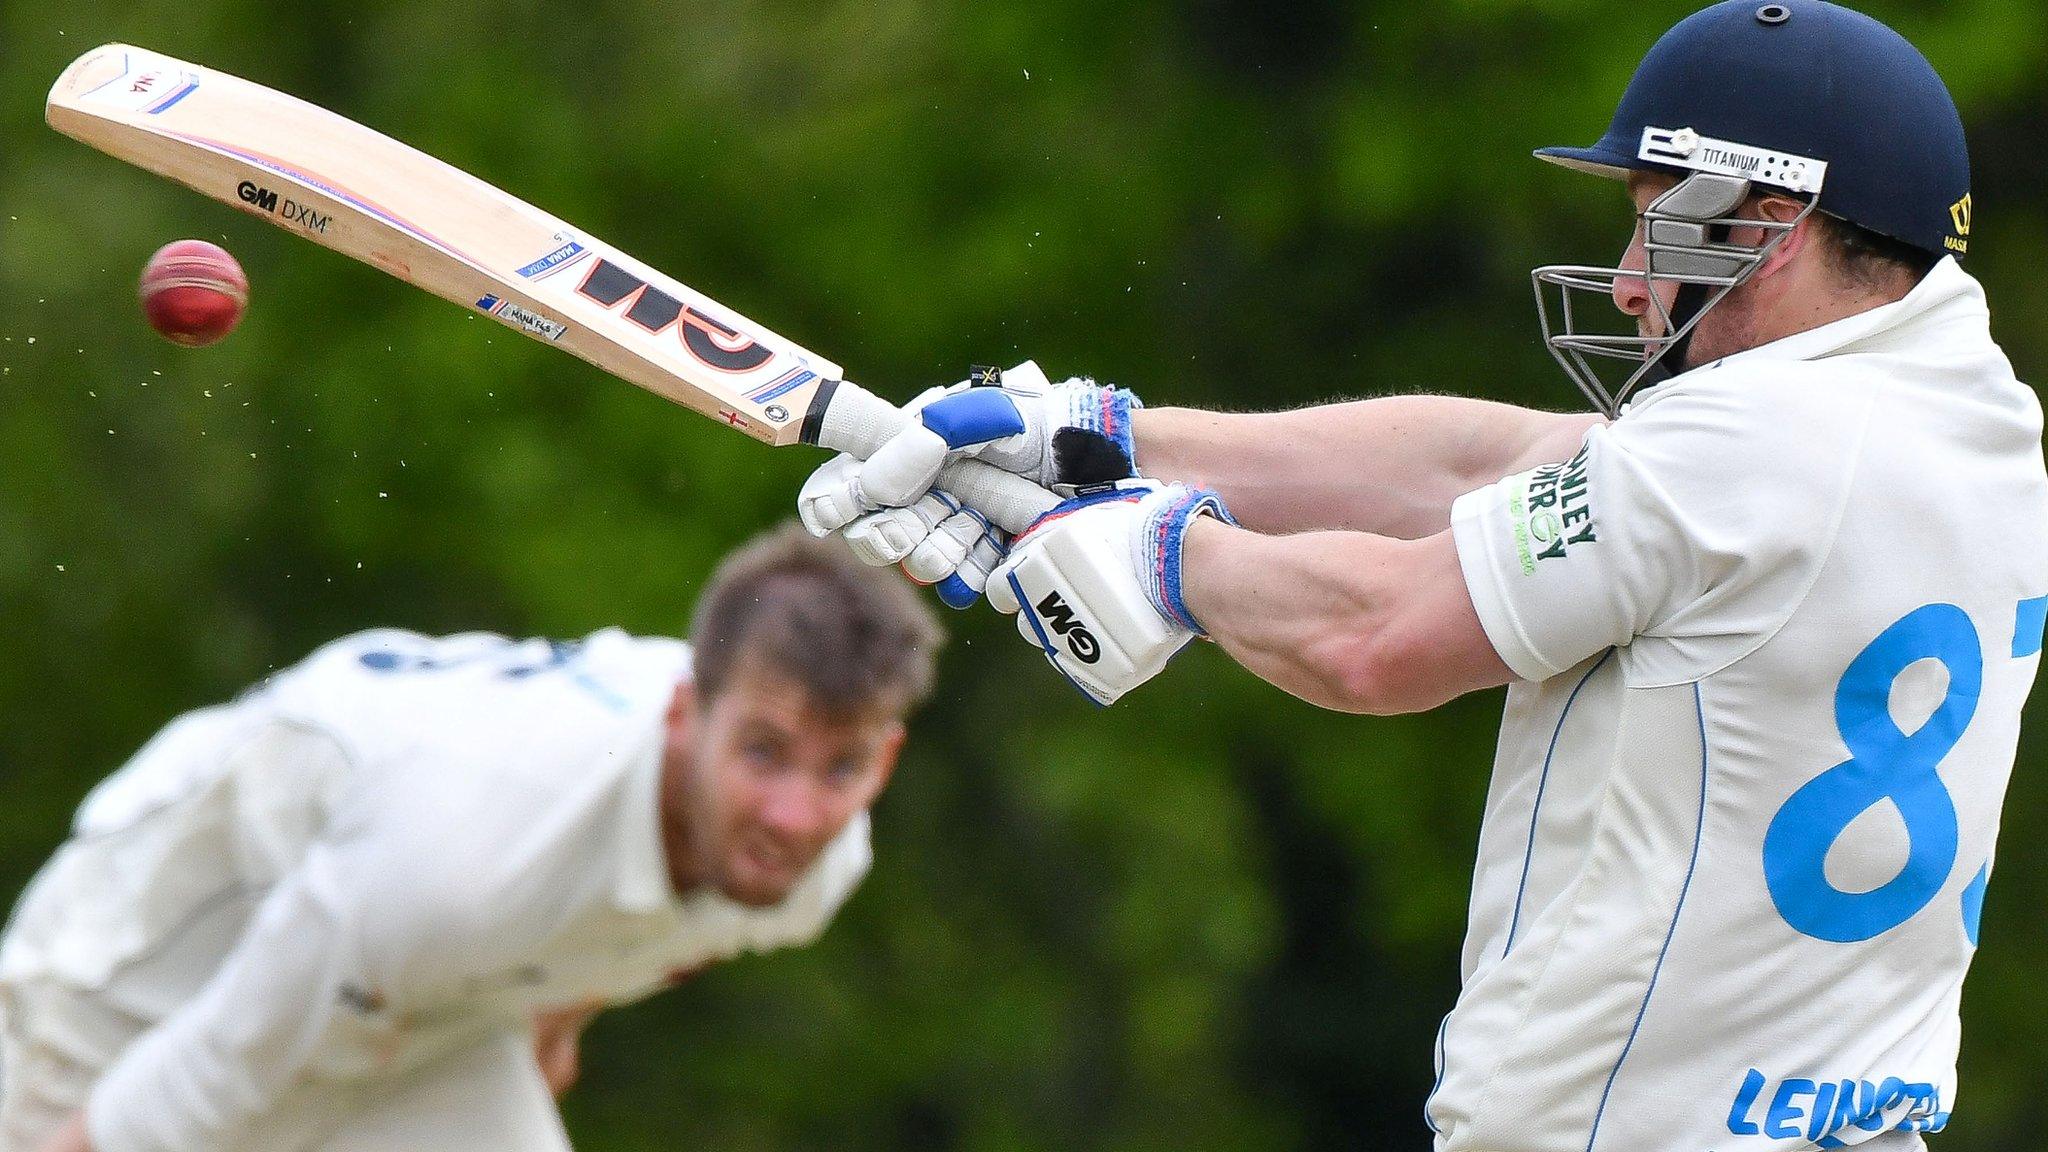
(932, 456, 1063, 536)
(803, 379, 1061, 535)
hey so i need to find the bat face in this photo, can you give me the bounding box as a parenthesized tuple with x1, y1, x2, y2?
(46, 44, 837, 445)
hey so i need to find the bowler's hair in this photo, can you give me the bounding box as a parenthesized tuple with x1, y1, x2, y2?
(689, 522, 944, 716)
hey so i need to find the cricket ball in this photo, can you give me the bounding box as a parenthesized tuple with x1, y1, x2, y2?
(139, 239, 248, 347)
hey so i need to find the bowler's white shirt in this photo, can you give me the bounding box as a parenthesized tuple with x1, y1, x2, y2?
(0, 629, 870, 1152)
(1441, 259, 2047, 1151)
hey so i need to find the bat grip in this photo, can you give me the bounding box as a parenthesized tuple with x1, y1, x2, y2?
(804, 379, 1061, 535)
(932, 457, 1063, 536)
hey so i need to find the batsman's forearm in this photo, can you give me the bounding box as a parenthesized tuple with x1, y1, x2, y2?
(1134, 398, 1601, 539)
(1180, 518, 1506, 715)
(1179, 519, 1407, 714)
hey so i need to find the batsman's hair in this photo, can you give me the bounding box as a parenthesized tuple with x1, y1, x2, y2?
(1815, 212, 1940, 293)
(689, 522, 944, 715)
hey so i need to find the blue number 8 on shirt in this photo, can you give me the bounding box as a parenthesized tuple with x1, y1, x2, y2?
(1764, 603, 1982, 943)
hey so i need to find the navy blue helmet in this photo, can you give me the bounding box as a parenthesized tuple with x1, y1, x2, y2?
(1539, 0, 1969, 258)
(1531, 1, 1971, 415)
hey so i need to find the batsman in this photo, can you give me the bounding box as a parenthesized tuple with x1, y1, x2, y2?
(0, 526, 940, 1152)
(805, 2, 2048, 1148)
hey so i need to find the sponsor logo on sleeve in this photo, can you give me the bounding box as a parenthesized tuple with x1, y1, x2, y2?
(1507, 443, 1596, 574)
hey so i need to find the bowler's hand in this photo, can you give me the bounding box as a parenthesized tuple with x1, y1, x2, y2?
(987, 481, 1233, 704)
(532, 1000, 603, 1098)
(35, 1112, 94, 1152)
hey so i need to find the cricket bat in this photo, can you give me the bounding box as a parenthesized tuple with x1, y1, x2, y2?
(46, 43, 1057, 533)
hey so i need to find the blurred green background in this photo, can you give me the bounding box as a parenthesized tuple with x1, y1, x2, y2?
(4, 1, 2047, 1148)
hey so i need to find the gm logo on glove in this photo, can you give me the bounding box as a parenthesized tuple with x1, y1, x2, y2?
(1035, 591, 1101, 663)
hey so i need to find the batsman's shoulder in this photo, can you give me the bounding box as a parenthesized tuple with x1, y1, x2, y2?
(1614, 363, 1875, 478)
(1594, 365, 1876, 565)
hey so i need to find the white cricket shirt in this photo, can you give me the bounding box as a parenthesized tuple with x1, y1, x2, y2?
(0, 629, 870, 1152)
(1439, 258, 2047, 1151)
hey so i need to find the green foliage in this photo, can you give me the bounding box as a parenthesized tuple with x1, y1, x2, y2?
(3, 2, 2045, 1148)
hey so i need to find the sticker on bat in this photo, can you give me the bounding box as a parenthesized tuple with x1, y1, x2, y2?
(75, 53, 200, 114)
(572, 258, 774, 374)
(748, 367, 816, 405)
(476, 295, 569, 341)
(518, 240, 588, 281)
(236, 180, 331, 235)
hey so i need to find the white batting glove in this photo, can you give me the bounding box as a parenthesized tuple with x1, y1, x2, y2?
(987, 481, 1233, 705)
(800, 362, 1141, 606)
(852, 491, 1010, 609)
(801, 457, 1009, 608)
(800, 362, 1141, 527)
(794, 382, 953, 535)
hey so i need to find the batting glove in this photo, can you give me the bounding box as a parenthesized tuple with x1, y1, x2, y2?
(987, 481, 1234, 705)
(798, 457, 1008, 608)
(799, 361, 1141, 526)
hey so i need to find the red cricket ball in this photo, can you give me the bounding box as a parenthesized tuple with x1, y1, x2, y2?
(138, 239, 249, 347)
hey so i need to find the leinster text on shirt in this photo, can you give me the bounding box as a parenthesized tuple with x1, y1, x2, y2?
(1726, 1069, 1948, 1147)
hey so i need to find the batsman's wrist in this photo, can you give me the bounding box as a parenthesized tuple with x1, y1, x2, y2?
(1069, 384, 1142, 469)
(1144, 488, 1235, 637)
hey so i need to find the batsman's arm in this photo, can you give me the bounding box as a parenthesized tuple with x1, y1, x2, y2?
(1133, 398, 1602, 540)
(1178, 517, 1512, 714)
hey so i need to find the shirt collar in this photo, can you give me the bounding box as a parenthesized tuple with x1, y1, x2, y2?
(1696, 256, 1985, 372)
(614, 722, 681, 914)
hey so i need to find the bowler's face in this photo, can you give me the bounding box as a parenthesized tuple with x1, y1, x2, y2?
(666, 663, 901, 907)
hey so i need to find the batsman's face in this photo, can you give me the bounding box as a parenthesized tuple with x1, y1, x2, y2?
(1611, 172, 1802, 370)
(1611, 173, 1686, 346)
(664, 663, 901, 907)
